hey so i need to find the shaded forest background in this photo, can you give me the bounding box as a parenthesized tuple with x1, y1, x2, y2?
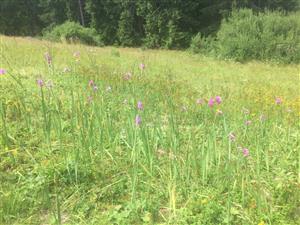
(0, 0, 299, 48)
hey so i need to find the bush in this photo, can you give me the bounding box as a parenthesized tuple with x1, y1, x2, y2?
(215, 9, 300, 63)
(189, 33, 215, 54)
(43, 21, 103, 46)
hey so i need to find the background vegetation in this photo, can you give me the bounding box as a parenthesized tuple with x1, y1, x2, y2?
(0, 0, 299, 63)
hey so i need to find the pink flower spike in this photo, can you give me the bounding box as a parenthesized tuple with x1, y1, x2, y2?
(137, 101, 143, 110)
(37, 79, 44, 87)
(215, 96, 222, 104)
(208, 98, 214, 107)
(0, 68, 6, 75)
(135, 115, 141, 126)
(139, 63, 145, 70)
(242, 148, 249, 157)
(275, 97, 282, 105)
(88, 80, 94, 87)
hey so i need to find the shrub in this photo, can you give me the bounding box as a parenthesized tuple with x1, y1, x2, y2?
(215, 9, 300, 63)
(189, 33, 215, 54)
(43, 21, 103, 46)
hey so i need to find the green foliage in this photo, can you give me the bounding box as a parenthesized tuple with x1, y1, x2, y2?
(38, 0, 69, 28)
(43, 21, 103, 46)
(85, 0, 120, 45)
(164, 11, 189, 49)
(189, 33, 215, 54)
(1, 0, 300, 66)
(233, 0, 300, 11)
(0, 36, 299, 224)
(1, 0, 299, 57)
(142, 12, 166, 49)
(215, 9, 300, 63)
(0, 0, 42, 35)
(117, 9, 136, 46)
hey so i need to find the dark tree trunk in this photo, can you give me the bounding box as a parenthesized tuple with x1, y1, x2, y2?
(78, 0, 85, 26)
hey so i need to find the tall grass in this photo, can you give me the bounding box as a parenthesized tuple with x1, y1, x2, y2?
(0, 36, 299, 224)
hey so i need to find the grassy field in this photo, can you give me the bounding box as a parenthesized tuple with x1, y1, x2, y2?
(0, 35, 299, 225)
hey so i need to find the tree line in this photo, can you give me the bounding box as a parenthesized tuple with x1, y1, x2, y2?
(0, 0, 299, 48)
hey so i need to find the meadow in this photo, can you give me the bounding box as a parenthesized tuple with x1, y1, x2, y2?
(0, 36, 299, 225)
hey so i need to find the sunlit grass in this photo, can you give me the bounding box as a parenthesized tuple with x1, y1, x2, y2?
(0, 35, 299, 225)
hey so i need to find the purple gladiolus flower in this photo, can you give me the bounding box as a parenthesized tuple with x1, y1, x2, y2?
(208, 98, 214, 107)
(215, 96, 222, 104)
(275, 97, 282, 105)
(135, 115, 141, 126)
(139, 63, 145, 70)
(44, 52, 52, 65)
(137, 101, 143, 110)
(242, 148, 249, 157)
(0, 68, 6, 75)
(37, 79, 44, 87)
